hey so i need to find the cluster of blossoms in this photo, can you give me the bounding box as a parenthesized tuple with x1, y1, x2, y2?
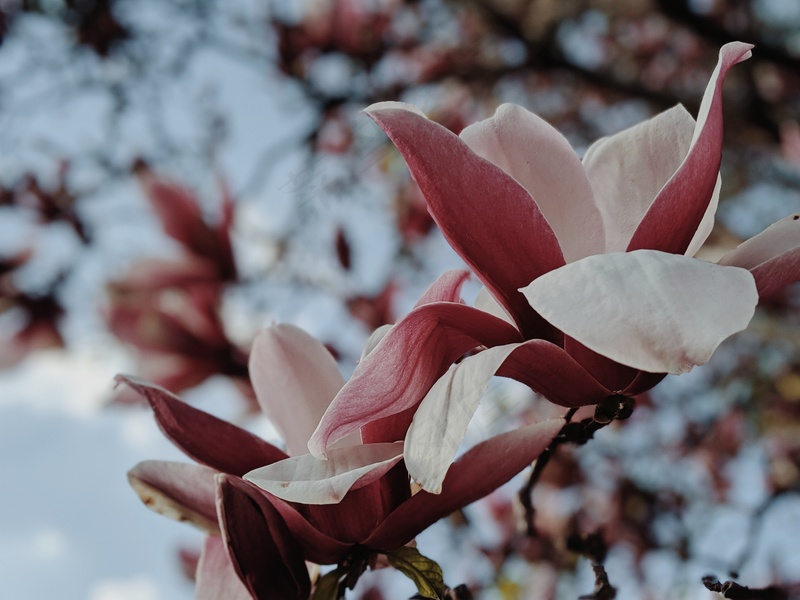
(127, 42, 800, 599)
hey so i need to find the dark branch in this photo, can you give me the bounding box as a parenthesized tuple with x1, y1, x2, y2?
(703, 576, 788, 600)
(519, 396, 635, 536)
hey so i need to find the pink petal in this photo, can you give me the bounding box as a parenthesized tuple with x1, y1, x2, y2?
(627, 42, 753, 254)
(139, 174, 206, 250)
(365, 418, 563, 550)
(324, 271, 467, 450)
(413, 269, 471, 307)
(521, 250, 758, 374)
(216, 476, 311, 599)
(257, 495, 353, 564)
(365, 102, 565, 340)
(116, 375, 288, 475)
(128, 460, 219, 532)
(249, 324, 345, 456)
(358, 404, 419, 449)
(405, 344, 521, 493)
(496, 340, 613, 406)
(308, 302, 523, 456)
(718, 214, 800, 298)
(582, 105, 696, 252)
(461, 103, 603, 262)
(196, 535, 252, 600)
(245, 442, 404, 504)
(300, 465, 409, 544)
(353, 269, 473, 442)
(620, 371, 667, 396)
(139, 172, 235, 275)
(563, 336, 639, 392)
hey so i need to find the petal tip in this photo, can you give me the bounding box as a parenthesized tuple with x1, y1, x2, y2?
(364, 101, 427, 119)
(306, 435, 328, 460)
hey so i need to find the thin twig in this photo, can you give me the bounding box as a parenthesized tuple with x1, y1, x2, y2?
(519, 397, 635, 536)
(703, 576, 788, 600)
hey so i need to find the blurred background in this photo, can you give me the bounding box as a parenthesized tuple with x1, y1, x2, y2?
(1, 0, 799, 598)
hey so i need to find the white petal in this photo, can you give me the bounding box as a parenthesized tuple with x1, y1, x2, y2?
(473, 287, 515, 325)
(244, 442, 404, 505)
(404, 343, 520, 494)
(718, 213, 800, 269)
(685, 174, 722, 257)
(365, 101, 429, 118)
(583, 105, 696, 253)
(520, 250, 758, 374)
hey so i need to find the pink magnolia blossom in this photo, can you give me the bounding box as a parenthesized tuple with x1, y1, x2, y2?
(309, 42, 800, 493)
(106, 172, 249, 404)
(105, 256, 248, 404)
(126, 322, 560, 598)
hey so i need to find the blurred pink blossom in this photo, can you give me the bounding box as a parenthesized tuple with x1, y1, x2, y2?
(106, 171, 250, 405)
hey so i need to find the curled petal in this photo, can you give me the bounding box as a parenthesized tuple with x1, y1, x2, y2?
(196, 535, 252, 600)
(520, 250, 758, 374)
(582, 105, 696, 253)
(308, 302, 523, 456)
(244, 442, 404, 505)
(217, 476, 311, 600)
(405, 344, 521, 494)
(365, 418, 563, 550)
(718, 213, 800, 298)
(355, 269, 471, 438)
(249, 324, 345, 456)
(116, 375, 288, 474)
(628, 42, 753, 254)
(461, 103, 603, 262)
(348, 272, 478, 449)
(365, 101, 564, 340)
(128, 460, 219, 533)
(413, 269, 471, 307)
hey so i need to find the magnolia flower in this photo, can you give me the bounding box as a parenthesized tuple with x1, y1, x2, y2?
(107, 172, 248, 404)
(126, 322, 560, 598)
(309, 41, 800, 493)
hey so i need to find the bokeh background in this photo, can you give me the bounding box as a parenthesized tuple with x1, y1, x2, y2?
(1, 1, 800, 598)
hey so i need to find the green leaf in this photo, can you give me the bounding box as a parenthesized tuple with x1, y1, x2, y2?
(311, 567, 345, 600)
(385, 546, 445, 599)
